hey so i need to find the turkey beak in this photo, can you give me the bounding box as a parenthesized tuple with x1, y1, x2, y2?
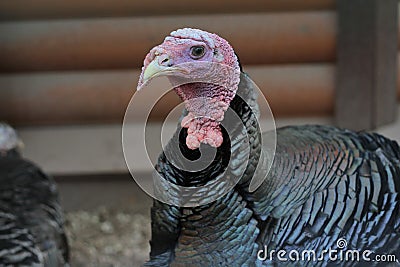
(142, 59, 167, 84)
(137, 55, 187, 91)
(137, 54, 172, 91)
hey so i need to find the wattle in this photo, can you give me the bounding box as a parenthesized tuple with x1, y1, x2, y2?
(175, 83, 236, 149)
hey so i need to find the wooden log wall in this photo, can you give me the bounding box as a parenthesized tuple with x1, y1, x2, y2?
(0, 13, 338, 72)
(0, 0, 336, 20)
(0, 1, 399, 126)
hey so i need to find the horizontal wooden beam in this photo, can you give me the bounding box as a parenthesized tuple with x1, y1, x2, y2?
(0, 64, 333, 125)
(0, 0, 335, 21)
(2, 62, 399, 126)
(0, 12, 337, 72)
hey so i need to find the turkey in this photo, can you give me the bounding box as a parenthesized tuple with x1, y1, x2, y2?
(0, 123, 69, 266)
(137, 28, 400, 266)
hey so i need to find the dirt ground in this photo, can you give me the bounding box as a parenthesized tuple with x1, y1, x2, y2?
(65, 206, 151, 267)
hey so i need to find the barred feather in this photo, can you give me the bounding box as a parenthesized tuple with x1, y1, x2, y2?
(0, 143, 69, 266)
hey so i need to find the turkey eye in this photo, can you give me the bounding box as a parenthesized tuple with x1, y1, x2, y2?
(190, 46, 205, 59)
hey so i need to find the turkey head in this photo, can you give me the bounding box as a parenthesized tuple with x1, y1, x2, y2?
(138, 28, 241, 150)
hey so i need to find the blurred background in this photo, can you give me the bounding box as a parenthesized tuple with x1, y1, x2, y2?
(0, 0, 399, 266)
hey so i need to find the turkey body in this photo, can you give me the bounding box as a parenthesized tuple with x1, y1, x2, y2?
(145, 72, 400, 267)
(253, 125, 400, 266)
(0, 150, 69, 266)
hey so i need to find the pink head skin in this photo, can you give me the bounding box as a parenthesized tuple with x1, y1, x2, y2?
(138, 28, 241, 149)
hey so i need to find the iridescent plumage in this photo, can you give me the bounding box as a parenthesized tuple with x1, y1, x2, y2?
(142, 29, 400, 267)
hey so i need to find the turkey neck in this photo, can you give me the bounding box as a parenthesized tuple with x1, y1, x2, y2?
(156, 74, 262, 188)
(149, 75, 264, 265)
